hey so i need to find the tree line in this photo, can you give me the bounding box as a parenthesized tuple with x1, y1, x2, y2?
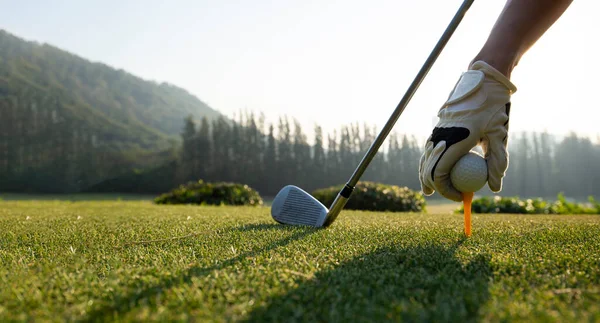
(179, 111, 600, 199)
(0, 93, 96, 192)
(179, 112, 422, 196)
(0, 91, 170, 193)
(1, 98, 599, 199)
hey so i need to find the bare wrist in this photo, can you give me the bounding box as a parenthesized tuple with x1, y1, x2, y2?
(470, 50, 519, 79)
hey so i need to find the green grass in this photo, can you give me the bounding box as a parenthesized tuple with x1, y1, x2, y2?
(1, 201, 600, 322)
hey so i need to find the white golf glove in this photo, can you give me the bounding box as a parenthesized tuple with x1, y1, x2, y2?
(419, 60, 517, 202)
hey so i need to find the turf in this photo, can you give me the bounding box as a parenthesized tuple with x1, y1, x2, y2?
(1, 201, 599, 322)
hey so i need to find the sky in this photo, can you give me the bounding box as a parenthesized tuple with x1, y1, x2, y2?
(1, 0, 598, 145)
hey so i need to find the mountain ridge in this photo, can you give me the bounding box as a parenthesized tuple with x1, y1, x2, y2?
(0, 28, 222, 152)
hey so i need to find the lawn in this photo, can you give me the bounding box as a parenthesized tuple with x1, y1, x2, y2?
(1, 200, 599, 322)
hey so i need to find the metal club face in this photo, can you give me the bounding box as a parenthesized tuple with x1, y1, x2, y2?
(270, 185, 328, 227)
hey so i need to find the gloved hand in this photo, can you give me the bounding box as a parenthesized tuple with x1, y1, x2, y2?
(419, 60, 517, 202)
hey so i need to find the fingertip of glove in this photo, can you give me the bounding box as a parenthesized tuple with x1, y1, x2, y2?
(421, 186, 434, 196)
(488, 181, 502, 193)
(447, 193, 463, 203)
(437, 182, 463, 202)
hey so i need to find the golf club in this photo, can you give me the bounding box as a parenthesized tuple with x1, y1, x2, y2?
(271, 0, 475, 227)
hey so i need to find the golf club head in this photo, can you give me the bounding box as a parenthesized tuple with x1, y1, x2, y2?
(271, 185, 328, 227)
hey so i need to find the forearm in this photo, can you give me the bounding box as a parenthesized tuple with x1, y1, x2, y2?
(471, 0, 573, 78)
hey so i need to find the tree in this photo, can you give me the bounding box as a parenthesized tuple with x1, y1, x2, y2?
(397, 135, 412, 186)
(406, 135, 422, 189)
(539, 131, 555, 196)
(211, 116, 232, 182)
(277, 116, 293, 186)
(0, 97, 11, 177)
(360, 124, 382, 182)
(292, 119, 311, 189)
(244, 111, 263, 188)
(181, 115, 197, 181)
(338, 126, 353, 183)
(196, 116, 212, 180)
(264, 123, 278, 194)
(311, 124, 326, 190)
(517, 134, 531, 196)
(256, 112, 267, 181)
(326, 130, 340, 184)
(385, 132, 400, 185)
(229, 112, 243, 181)
(531, 133, 545, 196)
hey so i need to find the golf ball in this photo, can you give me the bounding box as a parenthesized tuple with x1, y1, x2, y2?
(450, 151, 488, 193)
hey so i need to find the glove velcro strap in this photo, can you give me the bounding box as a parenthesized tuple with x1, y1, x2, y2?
(470, 60, 518, 93)
(445, 70, 485, 106)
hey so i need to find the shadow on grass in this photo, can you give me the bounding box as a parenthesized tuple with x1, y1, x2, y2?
(83, 223, 319, 322)
(245, 237, 492, 322)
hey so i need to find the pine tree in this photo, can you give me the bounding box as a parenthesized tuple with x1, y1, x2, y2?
(197, 116, 212, 180)
(350, 122, 361, 165)
(531, 133, 545, 196)
(211, 116, 231, 182)
(229, 112, 242, 182)
(360, 124, 378, 182)
(15, 96, 25, 174)
(326, 130, 339, 186)
(398, 135, 412, 186)
(579, 136, 595, 197)
(593, 138, 600, 196)
(256, 112, 267, 182)
(277, 116, 293, 185)
(245, 111, 262, 188)
(292, 119, 310, 188)
(517, 134, 531, 197)
(0, 97, 9, 178)
(264, 123, 278, 194)
(538, 131, 555, 196)
(181, 115, 197, 181)
(311, 124, 326, 190)
(385, 132, 400, 185)
(338, 126, 352, 183)
(407, 135, 422, 189)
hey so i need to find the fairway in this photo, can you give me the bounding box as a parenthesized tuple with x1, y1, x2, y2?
(1, 201, 599, 322)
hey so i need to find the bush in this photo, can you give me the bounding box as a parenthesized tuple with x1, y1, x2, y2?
(312, 181, 426, 212)
(154, 180, 263, 206)
(456, 193, 600, 215)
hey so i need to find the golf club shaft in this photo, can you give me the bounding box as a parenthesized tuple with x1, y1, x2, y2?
(324, 0, 475, 226)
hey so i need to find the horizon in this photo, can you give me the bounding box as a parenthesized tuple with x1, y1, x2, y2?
(1, 0, 598, 144)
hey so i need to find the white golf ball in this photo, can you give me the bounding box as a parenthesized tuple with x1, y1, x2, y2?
(450, 151, 488, 193)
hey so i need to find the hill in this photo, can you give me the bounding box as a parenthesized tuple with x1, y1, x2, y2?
(0, 29, 222, 152)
